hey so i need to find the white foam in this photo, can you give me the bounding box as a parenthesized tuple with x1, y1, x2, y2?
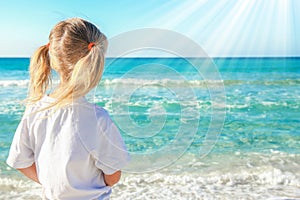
(110, 165, 300, 200)
(0, 79, 60, 88)
(0, 80, 29, 87)
(0, 177, 42, 200)
(1, 169, 299, 200)
(101, 78, 223, 88)
(1, 152, 299, 199)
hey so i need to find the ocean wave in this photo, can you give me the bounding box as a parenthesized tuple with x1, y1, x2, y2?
(111, 170, 300, 200)
(101, 78, 224, 87)
(1, 163, 299, 200)
(0, 78, 299, 88)
(0, 80, 29, 87)
(0, 80, 60, 88)
(0, 79, 220, 88)
(0, 98, 297, 117)
(1, 151, 299, 199)
(0, 177, 41, 200)
(111, 152, 300, 200)
(100, 78, 300, 87)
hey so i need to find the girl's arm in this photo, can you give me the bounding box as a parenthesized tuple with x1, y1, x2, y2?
(17, 163, 40, 184)
(104, 170, 121, 186)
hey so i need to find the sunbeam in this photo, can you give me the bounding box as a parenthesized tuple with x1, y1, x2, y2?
(150, 0, 296, 57)
(150, 0, 209, 29)
(204, 0, 256, 57)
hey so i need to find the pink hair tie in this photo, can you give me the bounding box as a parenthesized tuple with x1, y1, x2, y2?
(46, 43, 50, 48)
(88, 42, 95, 50)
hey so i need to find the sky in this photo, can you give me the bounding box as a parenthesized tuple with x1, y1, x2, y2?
(0, 0, 299, 57)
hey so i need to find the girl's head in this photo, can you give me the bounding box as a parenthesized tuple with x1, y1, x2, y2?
(29, 18, 107, 107)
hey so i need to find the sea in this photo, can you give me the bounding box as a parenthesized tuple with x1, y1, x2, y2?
(0, 57, 299, 199)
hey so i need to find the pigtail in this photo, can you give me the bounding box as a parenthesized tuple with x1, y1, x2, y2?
(70, 39, 107, 94)
(28, 44, 51, 103)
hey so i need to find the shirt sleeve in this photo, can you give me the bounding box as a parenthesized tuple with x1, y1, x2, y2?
(93, 109, 130, 175)
(6, 116, 34, 169)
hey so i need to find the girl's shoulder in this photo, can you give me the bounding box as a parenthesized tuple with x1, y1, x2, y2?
(92, 104, 113, 124)
(73, 98, 114, 126)
(22, 96, 114, 127)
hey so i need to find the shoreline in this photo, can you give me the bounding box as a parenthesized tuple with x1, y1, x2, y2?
(1, 136, 299, 199)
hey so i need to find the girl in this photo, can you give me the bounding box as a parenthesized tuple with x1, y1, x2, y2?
(7, 18, 130, 200)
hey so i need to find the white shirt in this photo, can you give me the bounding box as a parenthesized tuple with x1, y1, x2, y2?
(7, 96, 130, 200)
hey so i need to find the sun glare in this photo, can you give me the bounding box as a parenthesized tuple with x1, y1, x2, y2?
(151, 0, 295, 57)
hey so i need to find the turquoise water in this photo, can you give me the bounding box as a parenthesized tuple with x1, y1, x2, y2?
(0, 57, 299, 198)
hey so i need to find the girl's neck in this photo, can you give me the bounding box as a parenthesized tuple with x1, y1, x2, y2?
(49, 77, 68, 99)
(48, 83, 66, 99)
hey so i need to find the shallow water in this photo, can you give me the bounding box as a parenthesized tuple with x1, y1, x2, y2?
(0, 57, 299, 199)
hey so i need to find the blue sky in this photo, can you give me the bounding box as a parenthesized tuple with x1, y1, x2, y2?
(0, 0, 299, 57)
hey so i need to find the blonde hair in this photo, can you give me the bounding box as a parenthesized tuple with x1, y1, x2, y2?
(28, 18, 107, 109)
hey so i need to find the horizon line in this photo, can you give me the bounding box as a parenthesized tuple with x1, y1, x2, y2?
(0, 56, 300, 59)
